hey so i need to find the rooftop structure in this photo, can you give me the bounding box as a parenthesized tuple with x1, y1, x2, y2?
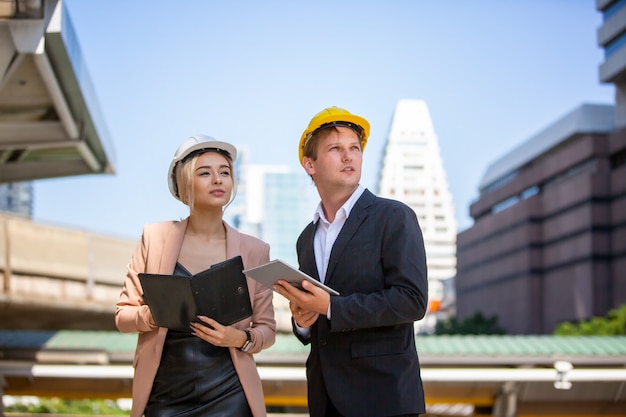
(0, 0, 115, 182)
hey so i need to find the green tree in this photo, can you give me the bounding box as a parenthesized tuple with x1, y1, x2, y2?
(435, 312, 506, 335)
(554, 304, 626, 335)
(5, 398, 128, 415)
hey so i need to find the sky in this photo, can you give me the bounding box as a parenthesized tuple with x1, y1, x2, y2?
(32, 0, 614, 241)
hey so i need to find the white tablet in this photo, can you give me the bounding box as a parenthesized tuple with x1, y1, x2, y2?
(243, 259, 339, 295)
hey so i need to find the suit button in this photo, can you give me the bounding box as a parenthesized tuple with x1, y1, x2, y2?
(320, 339, 327, 345)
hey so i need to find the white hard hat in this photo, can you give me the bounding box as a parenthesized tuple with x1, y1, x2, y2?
(168, 134, 237, 201)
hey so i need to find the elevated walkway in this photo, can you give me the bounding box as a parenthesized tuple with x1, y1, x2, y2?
(0, 212, 135, 330)
(0, 0, 116, 182)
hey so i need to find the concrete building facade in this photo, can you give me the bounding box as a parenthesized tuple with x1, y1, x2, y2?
(597, 0, 626, 128)
(455, 1, 626, 334)
(456, 104, 626, 334)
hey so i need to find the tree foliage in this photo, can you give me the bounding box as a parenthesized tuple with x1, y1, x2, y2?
(554, 304, 626, 335)
(435, 312, 506, 335)
(5, 398, 128, 415)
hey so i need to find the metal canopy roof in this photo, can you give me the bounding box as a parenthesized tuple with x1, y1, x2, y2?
(0, 0, 115, 183)
(1, 331, 626, 415)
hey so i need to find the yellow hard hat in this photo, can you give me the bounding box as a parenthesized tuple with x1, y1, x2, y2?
(298, 106, 370, 164)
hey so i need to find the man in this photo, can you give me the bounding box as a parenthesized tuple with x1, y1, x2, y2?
(274, 106, 428, 417)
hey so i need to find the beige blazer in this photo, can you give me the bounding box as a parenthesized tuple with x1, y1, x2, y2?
(115, 219, 276, 417)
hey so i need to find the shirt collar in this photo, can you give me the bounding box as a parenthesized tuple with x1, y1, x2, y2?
(313, 184, 365, 224)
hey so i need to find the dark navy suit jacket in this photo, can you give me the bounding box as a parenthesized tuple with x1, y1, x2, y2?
(294, 189, 428, 417)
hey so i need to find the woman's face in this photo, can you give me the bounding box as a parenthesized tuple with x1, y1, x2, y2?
(191, 151, 233, 209)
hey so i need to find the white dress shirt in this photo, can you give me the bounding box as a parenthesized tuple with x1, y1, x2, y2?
(313, 184, 365, 286)
(295, 185, 365, 335)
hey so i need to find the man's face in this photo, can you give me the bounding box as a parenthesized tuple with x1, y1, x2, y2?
(303, 127, 362, 192)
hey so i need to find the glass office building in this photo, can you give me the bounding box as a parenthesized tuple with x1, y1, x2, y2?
(597, 0, 626, 128)
(232, 162, 317, 265)
(0, 182, 32, 217)
(231, 162, 318, 332)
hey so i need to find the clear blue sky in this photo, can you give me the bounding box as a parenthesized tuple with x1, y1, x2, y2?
(33, 0, 614, 240)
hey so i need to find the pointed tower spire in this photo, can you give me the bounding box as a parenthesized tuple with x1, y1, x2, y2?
(377, 99, 457, 332)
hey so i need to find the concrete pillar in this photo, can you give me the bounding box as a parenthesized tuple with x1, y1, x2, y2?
(615, 81, 626, 129)
(492, 381, 518, 417)
(0, 374, 6, 417)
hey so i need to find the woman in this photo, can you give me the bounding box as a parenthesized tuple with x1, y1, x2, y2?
(115, 135, 276, 417)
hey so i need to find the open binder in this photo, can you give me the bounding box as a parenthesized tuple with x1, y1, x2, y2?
(139, 255, 252, 331)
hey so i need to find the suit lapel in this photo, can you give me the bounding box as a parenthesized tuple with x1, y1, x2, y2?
(224, 221, 241, 263)
(325, 190, 375, 285)
(158, 219, 188, 274)
(300, 222, 320, 280)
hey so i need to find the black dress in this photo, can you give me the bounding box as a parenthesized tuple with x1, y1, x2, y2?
(144, 263, 252, 417)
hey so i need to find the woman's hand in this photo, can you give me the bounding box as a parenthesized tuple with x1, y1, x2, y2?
(190, 316, 247, 348)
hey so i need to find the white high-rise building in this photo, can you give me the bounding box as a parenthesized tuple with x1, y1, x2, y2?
(377, 99, 457, 332)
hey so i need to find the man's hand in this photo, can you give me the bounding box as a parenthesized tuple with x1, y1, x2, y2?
(274, 279, 329, 327)
(288, 300, 319, 328)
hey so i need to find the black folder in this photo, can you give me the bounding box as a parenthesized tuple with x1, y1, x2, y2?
(138, 255, 252, 331)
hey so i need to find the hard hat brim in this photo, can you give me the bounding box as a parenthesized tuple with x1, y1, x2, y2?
(168, 136, 237, 201)
(298, 113, 370, 165)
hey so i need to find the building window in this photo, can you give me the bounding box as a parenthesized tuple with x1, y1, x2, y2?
(543, 159, 596, 189)
(482, 171, 518, 194)
(492, 196, 520, 214)
(603, 0, 626, 21)
(521, 186, 539, 199)
(605, 30, 626, 58)
(611, 148, 626, 168)
(488, 159, 596, 215)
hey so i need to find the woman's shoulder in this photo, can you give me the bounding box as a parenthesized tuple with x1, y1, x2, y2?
(224, 222, 268, 248)
(237, 230, 268, 247)
(141, 219, 185, 236)
(243, 234, 268, 249)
